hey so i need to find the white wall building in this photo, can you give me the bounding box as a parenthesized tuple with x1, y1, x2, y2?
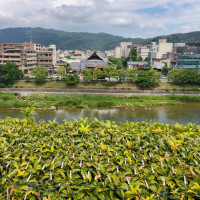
(137, 46, 150, 60)
(115, 42, 133, 58)
(149, 39, 173, 70)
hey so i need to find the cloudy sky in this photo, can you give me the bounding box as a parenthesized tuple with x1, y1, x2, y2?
(0, 0, 199, 38)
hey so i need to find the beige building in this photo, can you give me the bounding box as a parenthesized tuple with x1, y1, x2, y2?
(137, 46, 150, 60)
(105, 50, 115, 57)
(115, 42, 133, 58)
(0, 43, 56, 74)
(37, 44, 56, 70)
(156, 39, 173, 59)
(149, 39, 174, 70)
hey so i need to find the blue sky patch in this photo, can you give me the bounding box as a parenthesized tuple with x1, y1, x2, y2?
(135, 6, 168, 14)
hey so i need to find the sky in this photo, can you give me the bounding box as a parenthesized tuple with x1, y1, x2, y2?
(0, 0, 199, 38)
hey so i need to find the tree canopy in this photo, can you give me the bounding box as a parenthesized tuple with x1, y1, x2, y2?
(136, 68, 161, 89)
(161, 63, 169, 76)
(31, 66, 48, 84)
(81, 68, 93, 82)
(0, 61, 23, 85)
(56, 66, 66, 80)
(168, 67, 200, 85)
(64, 73, 79, 86)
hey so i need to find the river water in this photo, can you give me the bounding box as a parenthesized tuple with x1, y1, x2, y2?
(0, 103, 200, 125)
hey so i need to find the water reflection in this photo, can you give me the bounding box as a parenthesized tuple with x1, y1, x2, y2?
(0, 103, 200, 125)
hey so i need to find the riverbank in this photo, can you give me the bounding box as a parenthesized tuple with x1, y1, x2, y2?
(12, 80, 200, 90)
(1, 92, 200, 108)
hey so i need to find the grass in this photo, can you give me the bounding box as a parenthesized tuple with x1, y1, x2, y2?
(13, 80, 66, 87)
(13, 80, 200, 91)
(1, 93, 200, 108)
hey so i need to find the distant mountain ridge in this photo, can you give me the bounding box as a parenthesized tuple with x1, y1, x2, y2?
(0, 27, 200, 51)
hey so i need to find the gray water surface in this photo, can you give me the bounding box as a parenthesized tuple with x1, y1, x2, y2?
(0, 103, 200, 125)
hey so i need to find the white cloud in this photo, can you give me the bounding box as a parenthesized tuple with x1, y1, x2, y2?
(0, 0, 199, 38)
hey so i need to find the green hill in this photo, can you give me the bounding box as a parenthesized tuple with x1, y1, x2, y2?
(0, 27, 200, 51)
(0, 27, 144, 51)
(149, 31, 200, 44)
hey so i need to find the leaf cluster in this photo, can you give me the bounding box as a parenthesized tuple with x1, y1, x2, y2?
(0, 118, 200, 199)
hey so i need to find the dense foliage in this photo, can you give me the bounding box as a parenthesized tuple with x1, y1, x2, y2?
(56, 66, 66, 80)
(136, 68, 161, 89)
(0, 116, 200, 199)
(31, 67, 48, 84)
(161, 63, 169, 76)
(168, 67, 200, 85)
(64, 73, 80, 86)
(81, 67, 161, 88)
(0, 61, 23, 85)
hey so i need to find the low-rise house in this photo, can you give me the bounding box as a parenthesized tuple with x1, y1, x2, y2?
(127, 60, 148, 69)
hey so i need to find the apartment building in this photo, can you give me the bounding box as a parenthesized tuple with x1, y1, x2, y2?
(149, 39, 174, 70)
(0, 43, 56, 74)
(115, 42, 133, 58)
(174, 43, 200, 69)
(105, 50, 115, 57)
(137, 46, 150, 60)
(37, 45, 56, 70)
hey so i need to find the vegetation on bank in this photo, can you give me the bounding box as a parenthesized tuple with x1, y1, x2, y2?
(0, 61, 23, 86)
(11, 80, 200, 90)
(2, 93, 200, 108)
(0, 115, 200, 199)
(168, 67, 200, 85)
(81, 67, 161, 89)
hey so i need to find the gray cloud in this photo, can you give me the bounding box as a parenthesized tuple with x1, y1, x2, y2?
(0, 0, 200, 38)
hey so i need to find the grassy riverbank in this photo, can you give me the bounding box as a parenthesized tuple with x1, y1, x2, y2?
(13, 80, 200, 89)
(1, 92, 200, 108)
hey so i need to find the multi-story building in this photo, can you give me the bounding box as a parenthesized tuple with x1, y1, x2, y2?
(105, 50, 115, 57)
(149, 39, 174, 70)
(177, 54, 200, 69)
(37, 45, 56, 70)
(137, 46, 150, 60)
(0, 43, 56, 74)
(115, 42, 133, 58)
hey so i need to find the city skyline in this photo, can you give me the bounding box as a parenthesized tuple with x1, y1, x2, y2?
(0, 0, 199, 38)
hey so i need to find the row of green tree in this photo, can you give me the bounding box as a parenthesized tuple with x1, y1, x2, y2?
(81, 67, 161, 89)
(30, 65, 161, 89)
(30, 66, 80, 86)
(168, 67, 200, 85)
(0, 62, 161, 89)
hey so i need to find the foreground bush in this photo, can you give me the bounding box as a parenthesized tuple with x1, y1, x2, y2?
(0, 117, 200, 199)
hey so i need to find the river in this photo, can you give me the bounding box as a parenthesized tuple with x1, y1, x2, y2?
(0, 103, 200, 125)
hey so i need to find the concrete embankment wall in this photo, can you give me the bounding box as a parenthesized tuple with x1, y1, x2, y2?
(1, 88, 200, 96)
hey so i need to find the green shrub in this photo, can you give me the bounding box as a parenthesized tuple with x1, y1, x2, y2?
(172, 88, 177, 91)
(0, 83, 5, 88)
(165, 88, 170, 92)
(64, 73, 79, 86)
(0, 118, 200, 199)
(191, 87, 200, 91)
